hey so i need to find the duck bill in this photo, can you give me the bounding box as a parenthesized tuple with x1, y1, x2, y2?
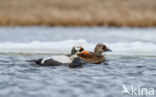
(105, 48, 112, 52)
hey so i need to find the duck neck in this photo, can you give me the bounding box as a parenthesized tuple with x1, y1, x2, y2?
(94, 49, 103, 56)
(71, 47, 76, 55)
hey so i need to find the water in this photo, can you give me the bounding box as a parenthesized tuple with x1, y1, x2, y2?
(0, 26, 156, 97)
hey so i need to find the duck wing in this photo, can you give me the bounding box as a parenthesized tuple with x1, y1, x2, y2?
(42, 58, 63, 66)
(77, 52, 96, 59)
(27, 58, 63, 66)
(77, 52, 105, 64)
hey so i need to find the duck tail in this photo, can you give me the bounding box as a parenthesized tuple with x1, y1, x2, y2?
(26, 59, 42, 64)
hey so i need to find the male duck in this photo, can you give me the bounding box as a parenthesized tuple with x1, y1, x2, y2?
(28, 46, 84, 66)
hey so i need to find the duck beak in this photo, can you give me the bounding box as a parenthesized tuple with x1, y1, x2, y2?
(105, 48, 112, 52)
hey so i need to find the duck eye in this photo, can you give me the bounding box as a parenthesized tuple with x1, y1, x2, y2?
(103, 46, 106, 50)
(80, 47, 84, 51)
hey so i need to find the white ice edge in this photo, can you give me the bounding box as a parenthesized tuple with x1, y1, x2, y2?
(0, 39, 156, 56)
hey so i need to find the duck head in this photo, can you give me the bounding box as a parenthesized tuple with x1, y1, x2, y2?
(71, 46, 84, 55)
(94, 43, 112, 56)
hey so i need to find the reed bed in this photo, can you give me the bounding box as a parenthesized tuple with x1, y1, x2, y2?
(0, 0, 156, 27)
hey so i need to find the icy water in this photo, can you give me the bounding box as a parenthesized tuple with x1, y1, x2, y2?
(0, 27, 156, 97)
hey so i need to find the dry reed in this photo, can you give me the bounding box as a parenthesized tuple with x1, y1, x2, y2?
(0, 0, 156, 27)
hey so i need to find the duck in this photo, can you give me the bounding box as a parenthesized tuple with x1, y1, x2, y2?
(66, 46, 84, 57)
(27, 46, 84, 66)
(75, 43, 112, 64)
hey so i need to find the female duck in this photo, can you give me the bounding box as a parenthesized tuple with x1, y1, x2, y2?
(76, 44, 112, 64)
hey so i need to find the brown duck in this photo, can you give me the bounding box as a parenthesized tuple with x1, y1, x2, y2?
(76, 43, 112, 64)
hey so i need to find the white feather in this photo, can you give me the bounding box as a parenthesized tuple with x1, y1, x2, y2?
(41, 55, 72, 64)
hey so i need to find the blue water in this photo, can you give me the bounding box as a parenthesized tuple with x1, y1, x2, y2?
(0, 27, 156, 97)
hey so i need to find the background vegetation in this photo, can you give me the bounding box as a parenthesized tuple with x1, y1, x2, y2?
(0, 0, 156, 27)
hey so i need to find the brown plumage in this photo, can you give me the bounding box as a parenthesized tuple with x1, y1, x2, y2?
(77, 44, 112, 64)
